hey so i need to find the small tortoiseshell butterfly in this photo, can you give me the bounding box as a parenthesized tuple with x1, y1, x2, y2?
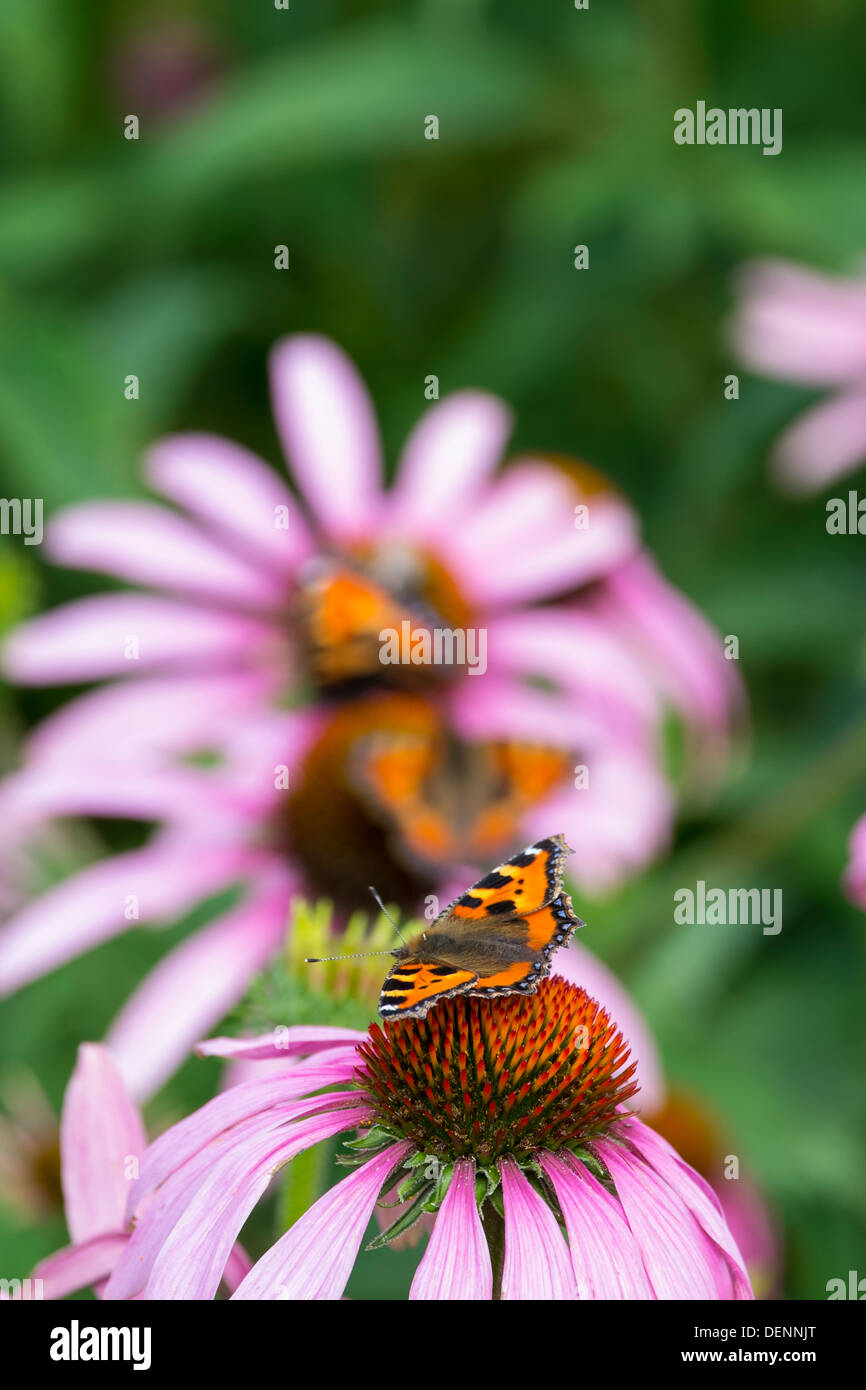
(378, 834, 583, 1020)
(296, 556, 447, 691)
(351, 731, 573, 873)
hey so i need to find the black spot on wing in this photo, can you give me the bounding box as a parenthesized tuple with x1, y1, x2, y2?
(484, 899, 516, 916)
(458, 893, 483, 909)
(474, 870, 513, 890)
(508, 850, 536, 868)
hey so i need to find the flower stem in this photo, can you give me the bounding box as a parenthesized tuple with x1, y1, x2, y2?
(482, 1202, 506, 1300)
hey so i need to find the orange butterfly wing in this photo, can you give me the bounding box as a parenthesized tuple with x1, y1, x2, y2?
(379, 960, 477, 1018)
(299, 564, 437, 687)
(351, 734, 459, 865)
(446, 834, 573, 921)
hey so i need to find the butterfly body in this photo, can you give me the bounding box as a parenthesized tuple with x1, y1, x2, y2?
(378, 834, 584, 1020)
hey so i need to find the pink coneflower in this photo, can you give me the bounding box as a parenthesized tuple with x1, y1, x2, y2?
(0, 335, 740, 1094)
(26, 1043, 249, 1299)
(731, 258, 866, 493)
(104, 981, 752, 1301)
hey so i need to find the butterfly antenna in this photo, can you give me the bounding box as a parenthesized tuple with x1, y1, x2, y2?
(305, 947, 397, 964)
(368, 886, 409, 948)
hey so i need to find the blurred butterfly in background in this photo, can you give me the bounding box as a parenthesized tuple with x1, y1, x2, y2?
(296, 553, 451, 692)
(350, 729, 573, 874)
(377, 834, 583, 1020)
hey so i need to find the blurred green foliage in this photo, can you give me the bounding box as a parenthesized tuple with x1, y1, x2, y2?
(1, 0, 865, 1298)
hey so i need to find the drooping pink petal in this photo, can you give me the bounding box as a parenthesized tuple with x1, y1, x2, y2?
(126, 1054, 361, 1217)
(106, 1094, 369, 1299)
(523, 746, 673, 895)
(0, 834, 254, 995)
(2, 594, 273, 684)
(105, 872, 294, 1101)
(444, 462, 638, 606)
(499, 1157, 576, 1299)
(540, 1152, 653, 1298)
(597, 1136, 749, 1299)
(732, 259, 866, 385)
(197, 1026, 367, 1063)
(619, 1118, 753, 1299)
(231, 1141, 411, 1300)
(553, 942, 665, 1114)
(410, 1159, 492, 1300)
(269, 334, 383, 541)
(221, 1242, 253, 1294)
(47, 501, 285, 608)
(147, 1104, 370, 1299)
(449, 672, 606, 752)
(486, 608, 661, 728)
(0, 763, 225, 831)
(592, 551, 743, 740)
(32, 1232, 128, 1300)
(712, 1171, 779, 1296)
(386, 391, 512, 539)
(61, 1044, 146, 1243)
(108, 1111, 298, 1299)
(26, 672, 276, 766)
(769, 387, 866, 494)
(843, 812, 866, 909)
(147, 433, 315, 576)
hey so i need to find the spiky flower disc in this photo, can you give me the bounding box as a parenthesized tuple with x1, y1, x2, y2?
(355, 976, 638, 1163)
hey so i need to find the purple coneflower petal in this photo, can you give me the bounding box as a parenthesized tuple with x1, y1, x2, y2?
(147, 1104, 370, 1299)
(486, 608, 660, 725)
(105, 873, 293, 1101)
(270, 334, 383, 541)
(769, 387, 866, 494)
(2, 594, 272, 684)
(26, 672, 275, 766)
(231, 1141, 411, 1300)
(107, 1095, 368, 1298)
(47, 501, 284, 608)
(410, 1158, 492, 1300)
(32, 1232, 129, 1300)
(621, 1118, 753, 1299)
(843, 812, 866, 908)
(386, 390, 512, 538)
(61, 1044, 145, 1243)
(147, 433, 314, 576)
(447, 462, 636, 605)
(197, 1025, 367, 1062)
(598, 1136, 749, 1299)
(594, 552, 742, 739)
(732, 259, 866, 385)
(0, 763, 225, 831)
(527, 747, 673, 894)
(0, 835, 251, 995)
(221, 1242, 253, 1294)
(499, 1156, 576, 1299)
(127, 1056, 361, 1215)
(540, 1151, 653, 1298)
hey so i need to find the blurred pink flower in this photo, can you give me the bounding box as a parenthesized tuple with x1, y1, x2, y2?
(731, 258, 866, 493)
(104, 986, 752, 1301)
(843, 812, 866, 908)
(28, 1043, 249, 1300)
(0, 335, 741, 1097)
